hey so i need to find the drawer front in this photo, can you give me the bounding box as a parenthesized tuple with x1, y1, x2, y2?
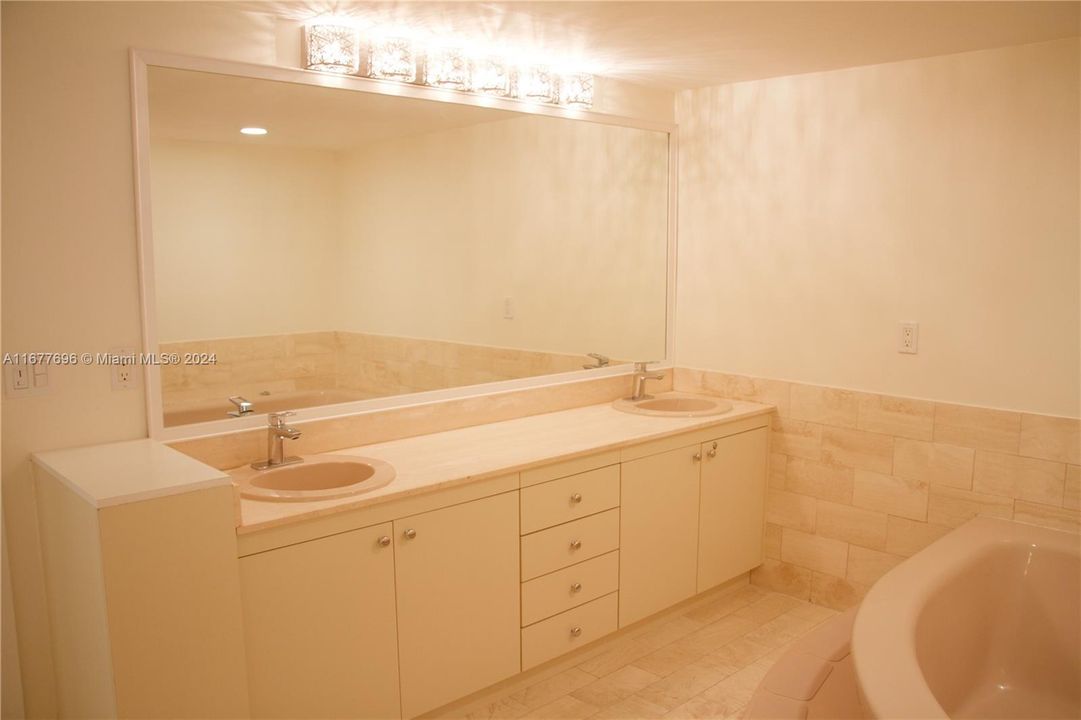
(522, 592, 618, 670)
(520, 450, 620, 488)
(520, 465, 619, 534)
(521, 551, 619, 625)
(521, 509, 620, 581)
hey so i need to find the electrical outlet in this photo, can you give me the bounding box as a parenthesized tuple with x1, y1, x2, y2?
(503, 297, 515, 320)
(898, 322, 919, 354)
(111, 347, 138, 390)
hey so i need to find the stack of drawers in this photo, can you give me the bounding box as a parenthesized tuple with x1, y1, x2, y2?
(519, 451, 621, 670)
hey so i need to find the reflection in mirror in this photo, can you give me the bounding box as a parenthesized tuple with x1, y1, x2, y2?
(147, 67, 669, 427)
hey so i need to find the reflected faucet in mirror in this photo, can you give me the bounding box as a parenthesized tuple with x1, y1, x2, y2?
(252, 411, 303, 470)
(227, 395, 253, 417)
(582, 353, 610, 369)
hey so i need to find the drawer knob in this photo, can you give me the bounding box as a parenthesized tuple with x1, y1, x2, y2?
(570, 493, 583, 503)
(570, 539, 582, 550)
(570, 582, 583, 593)
(570, 626, 582, 637)
(708, 441, 718, 459)
(403, 528, 417, 540)
(377, 536, 391, 547)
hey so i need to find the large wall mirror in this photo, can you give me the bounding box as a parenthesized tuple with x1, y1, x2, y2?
(135, 54, 673, 435)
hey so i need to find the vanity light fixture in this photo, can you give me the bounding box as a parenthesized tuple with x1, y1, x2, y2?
(368, 36, 417, 82)
(471, 56, 512, 96)
(303, 22, 361, 74)
(240, 127, 268, 135)
(559, 72, 594, 108)
(516, 65, 558, 104)
(298, 18, 597, 108)
(424, 46, 471, 90)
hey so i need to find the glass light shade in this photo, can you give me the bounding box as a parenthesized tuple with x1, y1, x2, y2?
(560, 72, 594, 108)
(516, 65, 558, 103)
(368, 36, 417, 81)
(425, 46, 470, 90)
(303, 23, 361, 74)
(471, 56, 511, 96)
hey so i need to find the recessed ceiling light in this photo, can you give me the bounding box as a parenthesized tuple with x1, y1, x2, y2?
(240, 127, 268, 136)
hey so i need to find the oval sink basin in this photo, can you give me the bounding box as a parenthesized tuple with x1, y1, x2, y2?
(235, 455, 395, 502)
(613, 392, 733, 418)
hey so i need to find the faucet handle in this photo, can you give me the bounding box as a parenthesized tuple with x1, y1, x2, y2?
(268, 410, 296, 427)
(633, 360, 660, 372)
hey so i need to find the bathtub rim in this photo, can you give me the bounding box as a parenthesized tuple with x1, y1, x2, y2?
(851, 516, 1079, 720)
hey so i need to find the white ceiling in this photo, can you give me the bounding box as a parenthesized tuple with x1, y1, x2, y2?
(148, 66, 523, 149)
(240, 1, 1080, 90)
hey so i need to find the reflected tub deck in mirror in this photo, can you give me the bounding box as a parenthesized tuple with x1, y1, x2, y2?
(142, 62, 672, 433)
(160, 331, 612, 426)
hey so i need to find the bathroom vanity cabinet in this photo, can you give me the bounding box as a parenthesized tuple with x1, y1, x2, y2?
(235, 414, 769, 719)
(232, 412, 769, 713)
(619, 425, 770, 626)
(393, 492, 521, 719)
(31, 392, 773, 720)
(240, 491, 521, 720)
(239, 523, 400, 720)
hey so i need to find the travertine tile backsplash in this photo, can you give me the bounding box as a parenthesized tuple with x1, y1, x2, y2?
(673, 367, 1080, 610)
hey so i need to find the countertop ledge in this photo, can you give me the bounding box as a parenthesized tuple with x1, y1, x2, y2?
(31, 438, 231, 509)
(235, 398, 774, 534)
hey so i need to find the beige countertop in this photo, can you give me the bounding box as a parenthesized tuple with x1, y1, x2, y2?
(234, 398, 774, 533)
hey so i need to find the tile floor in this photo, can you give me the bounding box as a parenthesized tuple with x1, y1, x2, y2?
(446, 585, 842, 720)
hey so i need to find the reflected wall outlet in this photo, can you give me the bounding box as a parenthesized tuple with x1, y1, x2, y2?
(898, 322, 919, 354)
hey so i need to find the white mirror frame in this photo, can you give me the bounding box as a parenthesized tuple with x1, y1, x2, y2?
(130, 49, 678, 442)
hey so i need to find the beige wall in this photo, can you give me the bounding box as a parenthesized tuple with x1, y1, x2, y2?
(675, 38, 1081, 418)
(0, 3, 672, 715)
(337, 115, 669, 360)
(151, 139, 341, 342)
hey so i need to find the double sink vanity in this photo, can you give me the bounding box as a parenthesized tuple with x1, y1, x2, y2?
(31, 388, 772, 719)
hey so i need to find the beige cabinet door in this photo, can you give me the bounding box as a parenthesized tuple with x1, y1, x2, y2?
(239, 523, 401, 719)
(394, 491, 520, 718)
(619, 445, 702, 627)
(697, 427, 769, 592)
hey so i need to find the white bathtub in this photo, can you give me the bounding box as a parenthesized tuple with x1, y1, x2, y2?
(853, 517, 1080, 719)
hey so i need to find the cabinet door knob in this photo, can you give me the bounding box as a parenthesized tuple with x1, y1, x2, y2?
(707, 447, 717, 459)
(570, 539, 582, 550)
(692, 452, 702, 462)
(570, 493, 583, 503)
(377, 536, 391, 547)
(403, 528, 417, 539)
(570, 582, 583, 593)
(570, 626, 582, 637)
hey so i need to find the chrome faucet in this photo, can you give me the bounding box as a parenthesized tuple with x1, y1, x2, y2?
(251, 411, 303, 470)
(583, 352, 611, 369)
(227, 395, 254, 417)
(630, 361, 665, 401)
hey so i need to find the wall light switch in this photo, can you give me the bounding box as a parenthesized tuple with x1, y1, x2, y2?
(503, 297, 515, 320)
(4, 363, 48, 397)
(898, 322, 919, 354)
